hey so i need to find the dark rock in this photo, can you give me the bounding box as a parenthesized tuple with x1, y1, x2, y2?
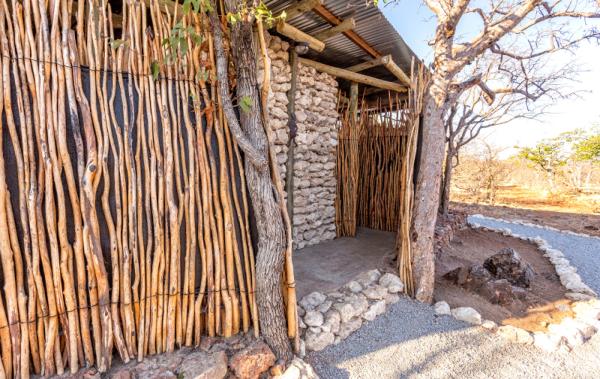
(229, 340, 276, 379)
(444, 265, 492, 291)
(484, 248, 534, 288)
(479, 279, 515, 305)
(443, 266, 470, 285)
(584, 225, 598, 231)
(464, 265, 493, 291)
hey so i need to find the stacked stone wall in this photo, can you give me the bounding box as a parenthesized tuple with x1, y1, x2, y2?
(261, 34, 340, 249)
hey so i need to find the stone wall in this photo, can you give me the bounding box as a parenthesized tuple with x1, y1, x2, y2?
(262, 34, 340, 249)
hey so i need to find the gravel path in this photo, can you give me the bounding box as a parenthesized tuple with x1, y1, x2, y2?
(308, 297, 600, 379)
(469, 215, 600, 295)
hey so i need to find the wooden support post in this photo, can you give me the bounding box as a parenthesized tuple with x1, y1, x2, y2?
(299, 58, 406, 92)
(349, 82, 358, 126)
(286, 49, 299, 237)
(314, 18, 356, 41)
(281, 0, 323, 20)
(276, 22, 325, 52)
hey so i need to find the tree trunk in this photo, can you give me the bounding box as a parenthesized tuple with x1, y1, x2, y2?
(440, 146, 454, 217)
(210, 4, 292, 361)
(411, 90, 446, 303)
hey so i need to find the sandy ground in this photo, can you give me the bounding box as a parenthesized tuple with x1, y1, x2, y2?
(452, 202, 600, 237)
(308, 297, 600, 379)
(435, 228, 571, 332)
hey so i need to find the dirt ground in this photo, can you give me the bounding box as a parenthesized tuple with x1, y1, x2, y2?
(452, 201, 600, 237)
(434, 228, 573, 332)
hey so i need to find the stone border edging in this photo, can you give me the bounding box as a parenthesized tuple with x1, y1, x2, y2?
(297, 269, 405, 353)
(470, 213, 600, 241)
(431, 214, 600, 352)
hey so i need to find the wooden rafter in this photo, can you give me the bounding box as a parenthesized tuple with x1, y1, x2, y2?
(312, 4, 381, 58)
(280, 0, 323, 20)
(313, 17, 356, 41)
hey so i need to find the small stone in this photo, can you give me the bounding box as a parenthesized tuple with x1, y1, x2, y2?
(345, 281, 363, 293)
(299, 292, 327, 311)
(304, 310, 324, 327)
(433, 301, 451, 316)
(338, 318, 363, 339)
(304, 330, 334, 352)
(333, 302, 355, 323)
(316, 300, 332, 313)
(451, 307, 482, 325)
(274, 358, 318, 379)
(548, 319, 585, 348)
(356, 269, 381, 287)
(533, 332, 564, 352)
(384, 293, 400, 305)
(363, 300, 386, 321)
(228, 341, 275, 379)
(496, 325, 533, 344)
(323, 310, 341, 334)
(481, 320, 498, 331)
(362, 285, 388, 300)
(378, 273, 405, 293)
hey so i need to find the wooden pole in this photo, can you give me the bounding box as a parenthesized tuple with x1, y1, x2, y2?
(314, 18, 356, 41)
(276, 22, 325, 53)
(280, 0, 323, 20)
(286, 49, 298, 235)
(299, 58, 406, 92)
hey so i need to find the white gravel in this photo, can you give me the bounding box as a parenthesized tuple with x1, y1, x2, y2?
(469, 215, 600, 294)
(307, 297, 600, 378)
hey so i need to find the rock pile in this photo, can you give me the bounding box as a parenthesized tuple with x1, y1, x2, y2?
(84, 334, 316, 379)
(484, 248, 535, 287)
(443, 248, 533, 306)
(298, 269, 404, 352)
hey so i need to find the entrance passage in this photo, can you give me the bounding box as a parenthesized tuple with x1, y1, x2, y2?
(336, 96, 415, 236)
(294, 228, 395, 298)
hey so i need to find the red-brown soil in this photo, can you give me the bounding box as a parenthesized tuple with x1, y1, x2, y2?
(434, 228, 573, 333)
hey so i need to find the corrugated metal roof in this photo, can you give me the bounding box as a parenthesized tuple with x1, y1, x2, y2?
(265, 0, 419, 90)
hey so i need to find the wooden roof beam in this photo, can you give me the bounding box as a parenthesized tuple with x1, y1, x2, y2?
(276, 22, 325, 52)
(347, 55, 412, 87)
(313, 17, 356, 41)
(281, 0, 323, 20)
(312, 5, 381, 58)
(383, 57, 412, 87)
(346, 55, 392, 72)
(299, 58, 406, 92)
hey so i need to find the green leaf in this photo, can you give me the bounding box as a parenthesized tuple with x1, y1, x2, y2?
(239, 96, 253, 113)
(182, 0, 191, 15)
(110, 38, 126, 50)
(151, 61, 160, 81)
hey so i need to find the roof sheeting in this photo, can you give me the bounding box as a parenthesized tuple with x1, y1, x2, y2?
(266, 0, 419, 87)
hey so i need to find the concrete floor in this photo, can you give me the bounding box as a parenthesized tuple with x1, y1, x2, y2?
(293, 228, 396, 298)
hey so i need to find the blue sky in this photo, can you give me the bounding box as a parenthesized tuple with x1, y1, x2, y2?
(381, 2, 600, 153)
